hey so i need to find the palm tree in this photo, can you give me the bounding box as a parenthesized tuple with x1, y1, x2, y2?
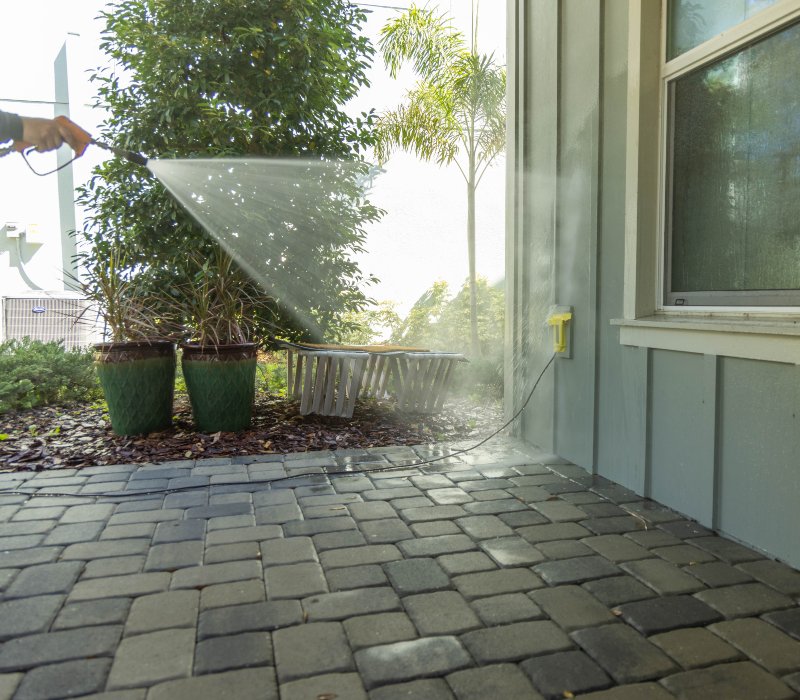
(375, 3, 506, 357)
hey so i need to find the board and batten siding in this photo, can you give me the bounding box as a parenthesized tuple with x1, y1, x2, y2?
(506, 0, 800, 567)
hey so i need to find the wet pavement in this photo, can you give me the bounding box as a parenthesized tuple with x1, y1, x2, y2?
(0, 436, 799, 699)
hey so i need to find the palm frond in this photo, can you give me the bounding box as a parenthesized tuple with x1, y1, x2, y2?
(379, 4, 465, 80)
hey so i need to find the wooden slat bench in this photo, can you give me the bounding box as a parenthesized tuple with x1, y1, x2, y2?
(280, 342, 466, 418)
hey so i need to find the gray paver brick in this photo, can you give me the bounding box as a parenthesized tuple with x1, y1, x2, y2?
(107, 627, 194, 689)
(147, 667, 278, 700)
(683, 561, 754, 587)
(532, 500, 588, 522)
(517, 522, 591, 543)
(171, 560, 262, 589)
(403, 591, 482, 635)
(0, 626, 121, 672)
(280, 673, 367, 700)
(205, 525, 282, 546)
(2, 561, 82, 598)
(194, 632, 272, 674)
(462, 498, 529, 515)
(254, 504, 302, 524)
(100, 523, 156, 540)
(61, 539, 151, 561)
(348, 501, 397, 521)
(266, 562, 328, 599)
(284, 516, 358, 537)
(437, 551, 496, 576)
(624, 530, 683, 549)
(652, 544, 718, 565)
(354, 636, 471, 689)
(204, 542, 261, 564)
(689, 536, 763, 564)
(471, 592, 542, 626)
(763, 608, 800, 641)
(581, 576, 657, 606)
(582, 535, 653, 563)
(0, 595, 64, 641)
(384, 558, 450, 594)
(312, 530, 366, 551)
(359, 518, 414, 544)
(0, 674, 20, 700)
(737, 559, 800, 596)
(572, 624, 677, 684)
(52, 598, 131, 631)
(694, 582, 795, 619)
(479, 536, 545, 567)
(144, 541, 204, 571)
(60, 504, 115, 523)
(69, 573, 170, 601)
(399, 505, 468, 522)
(326, 563, 388, 591)
(0, 521, 55, 537)
(13, 659, 111, 700)
(453, 568, 544, 599)
(152, 519, 206, 543)
(200, 579, 266, 610)
(260, 537, 316, 565)
(397, 534, 476, 558)
(198, 600, 302, 639)
(303, 586, 401, 621)
(273, 622, 353, 683)
(461, 620, 572, 664)
(320, 544, 402, 568)
(125, 590, 199, 636)
(42, 520, 105, 545)
(649, 628, 742, 669)
(446, 664, 543, 700)
(521, 650, 612, 698)
(531, 585, 618, 632)
(710, 618, 800, 675)
(533, 555, 621, 585)
(82, 555, 144, 579)
(617, 595, 722, 635)
(107, 509, 185, 526)
(370, 678, 454, 699)
(427, 487, 473, 504)
(661, 661, 795, 700)
(343, 612, 417, 650)
(411, 520, 462, 537)
(621, 558, 705, 595)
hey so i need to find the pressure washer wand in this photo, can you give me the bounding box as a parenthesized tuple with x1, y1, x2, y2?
(90, 139, 149, 168)
(0, 115, 149, 174)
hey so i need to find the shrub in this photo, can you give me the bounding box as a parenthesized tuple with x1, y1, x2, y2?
(0, 339, 101, 413)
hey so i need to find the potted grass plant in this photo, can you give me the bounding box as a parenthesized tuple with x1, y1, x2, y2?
(73, 247, 177, 436)
(174, 247, 259, 433)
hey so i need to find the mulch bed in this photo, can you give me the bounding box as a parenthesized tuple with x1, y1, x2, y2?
(0, 394, 503, 472)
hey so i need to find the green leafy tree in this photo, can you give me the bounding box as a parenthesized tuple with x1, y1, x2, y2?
(391, 278, 505, 396)
(77, 0, 381, 341)
(375, 3, 506, 356)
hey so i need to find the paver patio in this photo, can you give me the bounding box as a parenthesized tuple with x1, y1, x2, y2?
(0, 437, 799, 699)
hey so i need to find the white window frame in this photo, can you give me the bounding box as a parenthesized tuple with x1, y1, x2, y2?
(615, 0, 800, 365)
(659, 0, 800, 312)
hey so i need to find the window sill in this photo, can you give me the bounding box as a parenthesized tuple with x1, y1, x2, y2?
(611, 314, 800, 365)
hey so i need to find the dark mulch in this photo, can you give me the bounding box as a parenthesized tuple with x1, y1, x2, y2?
(0, 394, 503, 472)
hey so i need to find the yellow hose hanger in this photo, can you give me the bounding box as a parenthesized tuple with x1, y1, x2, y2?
(547, 308, 573, 356)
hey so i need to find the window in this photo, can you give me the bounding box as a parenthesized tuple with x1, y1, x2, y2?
(664, 0, 800, 307)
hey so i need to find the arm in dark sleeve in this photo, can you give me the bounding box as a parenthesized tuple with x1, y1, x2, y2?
(0, 110, 24, 144)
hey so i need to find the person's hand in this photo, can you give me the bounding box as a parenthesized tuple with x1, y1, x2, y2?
(20, 117, 70, 152)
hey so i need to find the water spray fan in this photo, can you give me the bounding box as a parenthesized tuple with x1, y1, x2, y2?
(0, 115, 148, 175)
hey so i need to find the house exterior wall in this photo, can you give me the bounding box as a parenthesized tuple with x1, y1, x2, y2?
(507, 0, 800, 567)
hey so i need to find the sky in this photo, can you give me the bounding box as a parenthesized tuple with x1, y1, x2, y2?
(0, 0, 507, 317)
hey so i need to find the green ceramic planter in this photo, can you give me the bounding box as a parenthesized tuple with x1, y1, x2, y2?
(94, 341, 176, 436)
(181, 343, 258, 433)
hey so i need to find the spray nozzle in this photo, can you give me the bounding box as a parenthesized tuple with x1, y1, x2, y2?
(546, 308, 573, 355)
